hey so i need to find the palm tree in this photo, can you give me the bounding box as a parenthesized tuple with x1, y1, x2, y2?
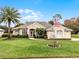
(0, 6, 20, 39)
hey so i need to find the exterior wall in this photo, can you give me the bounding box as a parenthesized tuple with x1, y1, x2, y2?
(0, 31, 4, 37)
(13, 29, 23, 35)
(22, 28, 27, 35)
(47, 31, 54, 39)
(55, 29, 64, 38)
(47, 30, 71, 39)
(19, 29, 23, 35)
(27, 22, 46, 37)
(13, 22, 46, 37)
(27, 28, 30, 37)
(53, 26, 64, 38)
(64, 31, 71, 38)
(47, 26, 71, 39)
(13, 30, 19, 35)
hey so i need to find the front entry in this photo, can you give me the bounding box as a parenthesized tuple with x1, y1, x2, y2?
(30, 29, 35, 38)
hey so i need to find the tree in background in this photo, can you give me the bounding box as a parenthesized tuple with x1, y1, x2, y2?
(53, 14, 62, 20)
(48, 14, 62, 48)
(48, 14, 62, 25)
(0, 6, 20, 39)
(48, 20, 54, 25)
(64, 17, 79, 34)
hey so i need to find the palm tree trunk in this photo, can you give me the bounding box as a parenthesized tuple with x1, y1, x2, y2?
(8, 21, 11, 39)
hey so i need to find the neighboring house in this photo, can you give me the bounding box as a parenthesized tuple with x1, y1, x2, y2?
(0, 29, 4, 37)
(13, 21, 72, 39)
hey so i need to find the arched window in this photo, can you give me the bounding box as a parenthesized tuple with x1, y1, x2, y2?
(57, 30, 63, 38)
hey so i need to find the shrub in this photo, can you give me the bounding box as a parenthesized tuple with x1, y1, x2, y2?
(2, 33, 8, 37)
(12, 35, 28, 38)
(36, 28, 47, 38)
(2, 33, 28, 38)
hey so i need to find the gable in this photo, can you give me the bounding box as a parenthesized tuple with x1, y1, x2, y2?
(14, 21, 52, 30)
(47, 25, 72, 32)
(27, 22, 46, 29)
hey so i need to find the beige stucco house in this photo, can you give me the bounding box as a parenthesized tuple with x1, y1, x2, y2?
(13, 21, 72, 39)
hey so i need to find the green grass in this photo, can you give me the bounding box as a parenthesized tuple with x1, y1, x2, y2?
(72, 34, 79, 38)
(0, 38, 79, 58)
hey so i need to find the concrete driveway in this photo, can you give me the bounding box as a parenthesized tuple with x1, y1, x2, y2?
(71, 38, 79, 41)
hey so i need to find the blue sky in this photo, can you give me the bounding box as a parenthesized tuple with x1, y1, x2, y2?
(0, 0, 79, 24)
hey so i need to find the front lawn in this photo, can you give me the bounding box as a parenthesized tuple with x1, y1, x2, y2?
(0, 38, 79, 58)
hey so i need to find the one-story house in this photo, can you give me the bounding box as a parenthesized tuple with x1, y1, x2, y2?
(13, 21, 72, 39)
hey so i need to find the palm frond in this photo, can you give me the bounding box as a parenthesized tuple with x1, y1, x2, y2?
(0, 6, 20, 24)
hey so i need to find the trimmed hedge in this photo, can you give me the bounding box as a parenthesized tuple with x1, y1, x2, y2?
(2, 33, 8, 37)
(2, 33, 28, 38)
(12, 35, 28, 38)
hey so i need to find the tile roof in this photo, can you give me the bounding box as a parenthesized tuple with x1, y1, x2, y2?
(25, 21, 52, 28)
(14, 21, 52, 29)
(14, 21, 72, 31)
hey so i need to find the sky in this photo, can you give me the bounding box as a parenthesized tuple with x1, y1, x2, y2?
(0, 0, 79, 24)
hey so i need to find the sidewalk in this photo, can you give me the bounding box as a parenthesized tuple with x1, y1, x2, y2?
(31, 58, 79, 59)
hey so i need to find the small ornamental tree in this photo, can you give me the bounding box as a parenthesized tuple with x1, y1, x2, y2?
(36, 28, 46, 38)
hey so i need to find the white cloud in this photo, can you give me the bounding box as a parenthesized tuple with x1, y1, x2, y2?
(18, 9, 24, 14)
(18, 9, 43, 22)
(25, 9, 33, 13)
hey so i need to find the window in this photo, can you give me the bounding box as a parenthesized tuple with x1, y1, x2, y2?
(57, 30, 63, 38)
